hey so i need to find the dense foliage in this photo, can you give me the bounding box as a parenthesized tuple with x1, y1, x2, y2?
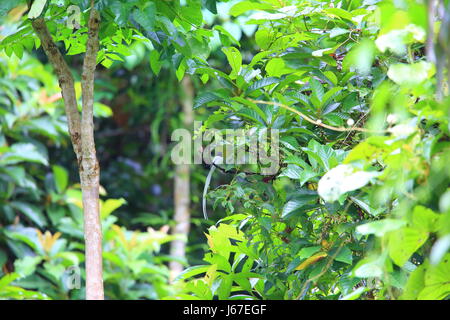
(0, 0, 449, 300)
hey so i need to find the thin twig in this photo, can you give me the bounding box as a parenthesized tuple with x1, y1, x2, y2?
(248, 99, 386, 133)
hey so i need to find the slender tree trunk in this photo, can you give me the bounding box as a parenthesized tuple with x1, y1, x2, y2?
(426, 0, 436, 63)
(31, 2, 104, 300)
(80, 6, 103, 300)
(169, 76, 194, 280)
(436, 1, 450, 99)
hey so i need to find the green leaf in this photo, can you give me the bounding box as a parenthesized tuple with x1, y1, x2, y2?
(229, 1, 273, 17)
(194, 92, 222, 109)
(282, 200, 305, 218)
(10, 202, 47, 228)
(388, 227, 428, 267)
(14, 256, 43, 277)
(310, 78, 324, 102)
(417, 255, 450, 300)
(280, 136, 301, 151)
(0, 273, 20, 290)
(110, 0, 133, 26)
(247, 77, 280, 92)
(350, 196, 384, 217)
(28, 0, 47, 19)
(222, 47, 242, 79)
(52, 165, 68, 193)
(174, 265, 211, 281)
(0, 143, 48, 166)
(400, 264, 426, 300)
(343, 38, 375, 75)
(323, 8, 354, 21)
(411, 205, 440, 233)
(13, 43, 24, 59)
(353, 254, 386, 278)
(387, 61, 435, 87)
(329, 27, 350, 38)
(181, 0, 203, 27)
(232, 97, 267, 123)
(282, 193, 317, 218)
(265, 58, 290, 77)
(298, 246, 321, 259)
(100, 198, 127, 219)
(356, 219, 406, 237)
(335, 246, 353, 264)
(149, 50, 161, 75)
(255, 28, 272, 50)
(204, 0, 217, 14)
(279, 165, 302, 179)
(132, 4, 156, 33)
(318, 164, 380, 202)
(27, 117, 59, 140)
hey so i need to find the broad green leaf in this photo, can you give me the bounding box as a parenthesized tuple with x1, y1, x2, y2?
(353, 255, 386, 278)
(329, 27, 350, 38)
(233, 97, 267, 123)
(387, 61, 434, 86)
(14, 256, 43, 277)
(279, 165, 302, 179)
(100, 198, 127, 219)
(335, 246, 353, 264)
(247, 77, 280, 92)
(194, 92, 222, 109)
(229, 1, 274, 17)
(255, 28, 272, 50)
(282, 199, 306, 218)
(298, 246, 321, 259)
(265, 58, 290, 77)
(28, 0, 47, 19)
(0, 273, 20, 289)
(280, 136, 301, 151)
(132, 4, 156, 33)
(343, 38, 375, 75)
(10, 202, 47, 228)
(309, 78, 324, 101)
(350, 196, 385, 217)
(181, 0, 203, 27)
(222, 47, 242, 78)
(0, 143, 48, 166)
(52, 165, 68, 193)
(411, 205, 440, 233)
(323, 8, 354, 21)
(174, 265, 210, 281)
(400, 264, 426, 300)
(417, 255, 450, 300)
(356, 219, 406, 237)
(388, 227, 428, 267)
(318, 164, 380, 202)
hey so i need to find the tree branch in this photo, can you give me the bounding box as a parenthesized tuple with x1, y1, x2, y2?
(81, 4, 100, 182)
(31, 18, 82, 159)
(248, 99, 386, 133)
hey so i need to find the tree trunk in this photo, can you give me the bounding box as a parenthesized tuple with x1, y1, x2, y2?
(80, 7, 103, 300)
(169, 76, 194, 280)
(426, 0, 437, 63)
(31, 2, 104, 300)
